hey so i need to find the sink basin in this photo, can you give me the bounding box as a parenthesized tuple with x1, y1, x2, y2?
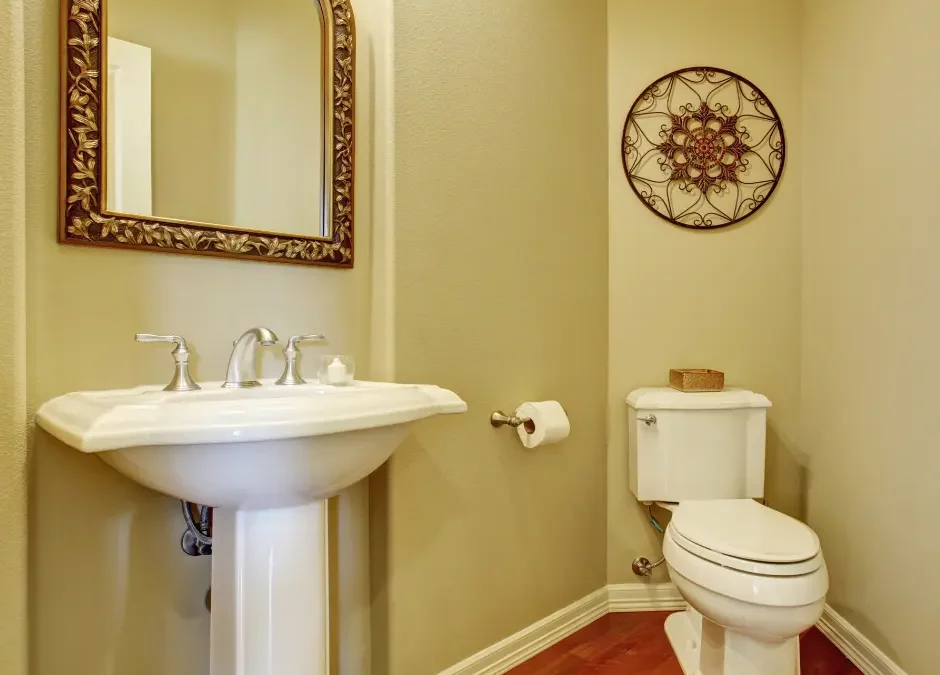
(37, 379, 466, 507)
(37, 378, 466, 675)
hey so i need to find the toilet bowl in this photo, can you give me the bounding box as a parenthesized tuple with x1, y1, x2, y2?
(662, 499, 828, 675)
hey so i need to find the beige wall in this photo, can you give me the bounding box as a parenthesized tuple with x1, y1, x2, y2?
(606, 0, 804, 583)
(370, 2, 609, 673)
(108, 0, 237, 224)
(0, 2, 28, 675)
(25, 0, 387, 674)
(801, 1, 939, 673)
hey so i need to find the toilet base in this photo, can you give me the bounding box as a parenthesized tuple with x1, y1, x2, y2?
(665, 609, 801, 675)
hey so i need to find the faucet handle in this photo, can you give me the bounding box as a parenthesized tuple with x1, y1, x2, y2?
(135, 334, 201, 392)
(286, 334, 326, 350)
(275, 334, 326, 385)
(137, 333, 188, 347)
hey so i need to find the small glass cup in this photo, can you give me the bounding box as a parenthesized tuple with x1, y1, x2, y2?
(318, 354, 355, 385)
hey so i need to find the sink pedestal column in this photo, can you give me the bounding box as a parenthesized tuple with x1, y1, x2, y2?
(210, 501, 329, 675)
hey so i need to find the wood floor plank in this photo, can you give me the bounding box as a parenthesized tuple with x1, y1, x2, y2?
(504, 611, 862, 675)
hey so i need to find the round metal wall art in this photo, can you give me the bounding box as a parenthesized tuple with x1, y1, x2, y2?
(621, 67, 785, 229)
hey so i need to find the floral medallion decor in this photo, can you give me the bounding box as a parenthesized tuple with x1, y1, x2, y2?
(621, 67, 785, 229)
(60, 0, 356, 267)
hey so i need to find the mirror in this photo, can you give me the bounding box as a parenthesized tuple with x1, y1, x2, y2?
(60, 0, 355, 267)
(105, 0, 328, 236)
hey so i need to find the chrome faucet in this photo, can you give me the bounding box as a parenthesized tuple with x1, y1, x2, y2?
(222, 327, 279, 388)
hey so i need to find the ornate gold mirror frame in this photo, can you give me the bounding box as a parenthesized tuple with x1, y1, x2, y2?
(59, 0, 356, 267)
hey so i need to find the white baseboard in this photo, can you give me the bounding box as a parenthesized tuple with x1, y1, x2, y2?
(436, 588, 608, 675)
(436, 584, 680, 675)
(817, 605, 908, 675)
(607, 582, 686, 612)
(437, 585, 908, 675)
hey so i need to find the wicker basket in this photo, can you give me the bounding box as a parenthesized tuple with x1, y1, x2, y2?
(669, 369, 724, 392)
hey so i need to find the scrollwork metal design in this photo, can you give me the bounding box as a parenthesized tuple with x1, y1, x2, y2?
(621, 67, 785, 229)
(61, 0, 356, 266)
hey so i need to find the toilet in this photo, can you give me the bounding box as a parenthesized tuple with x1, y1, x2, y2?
(627, 388, 828, 675)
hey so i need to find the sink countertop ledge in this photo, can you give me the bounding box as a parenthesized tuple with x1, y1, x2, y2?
(36, 380, 468, 453)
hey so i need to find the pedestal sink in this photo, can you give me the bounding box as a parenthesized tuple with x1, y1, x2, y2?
(37, 380, 466, 675)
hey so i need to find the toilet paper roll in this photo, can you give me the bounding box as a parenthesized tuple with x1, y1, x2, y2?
(515, 401, 570, 449)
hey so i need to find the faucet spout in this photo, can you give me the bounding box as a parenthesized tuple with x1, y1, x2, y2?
(222, 327, 279, 388)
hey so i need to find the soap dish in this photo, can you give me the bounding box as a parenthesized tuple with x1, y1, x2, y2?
(669, 369, 724, 392)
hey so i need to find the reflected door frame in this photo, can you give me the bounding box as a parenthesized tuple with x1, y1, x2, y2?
(105, 36, 153, 217)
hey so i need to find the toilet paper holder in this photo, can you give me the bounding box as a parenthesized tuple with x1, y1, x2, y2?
(490, 410, 535, 433)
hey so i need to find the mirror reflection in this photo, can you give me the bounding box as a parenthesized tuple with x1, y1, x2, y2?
(105, 0, 329, 238)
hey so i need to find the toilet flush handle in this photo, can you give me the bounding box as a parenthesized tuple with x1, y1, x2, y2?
(638, 413, 657, 426)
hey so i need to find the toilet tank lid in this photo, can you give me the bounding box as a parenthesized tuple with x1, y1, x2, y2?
(625, 388, 771, 410)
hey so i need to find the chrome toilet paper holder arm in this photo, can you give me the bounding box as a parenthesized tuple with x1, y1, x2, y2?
(490, 410, 533, 430)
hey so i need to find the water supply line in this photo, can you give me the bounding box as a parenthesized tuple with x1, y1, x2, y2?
(179, 502, 214, 611)
(632, 503, 667, 577)
(181, 501, 212, 556)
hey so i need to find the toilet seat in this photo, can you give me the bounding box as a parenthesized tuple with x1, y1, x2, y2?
(669, 527, 823, 576)
(664, 527, 829, 608)
(671, 499, 820, 568)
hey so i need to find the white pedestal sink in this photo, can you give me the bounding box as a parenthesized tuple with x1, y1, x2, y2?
(37, 380, 466, 675)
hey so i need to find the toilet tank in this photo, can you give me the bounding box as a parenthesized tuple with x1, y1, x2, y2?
(626, 388, 771, 502)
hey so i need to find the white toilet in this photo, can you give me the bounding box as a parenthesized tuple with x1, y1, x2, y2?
(627, 388, 828, 675)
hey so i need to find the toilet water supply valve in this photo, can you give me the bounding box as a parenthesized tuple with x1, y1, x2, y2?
(632, 503, 667, 577)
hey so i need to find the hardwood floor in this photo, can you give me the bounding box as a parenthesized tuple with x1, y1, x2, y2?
(504, 611, 862, 675)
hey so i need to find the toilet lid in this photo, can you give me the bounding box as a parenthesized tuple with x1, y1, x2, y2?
(667, 527, 824, 576)
(671, 499, 820, 563)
